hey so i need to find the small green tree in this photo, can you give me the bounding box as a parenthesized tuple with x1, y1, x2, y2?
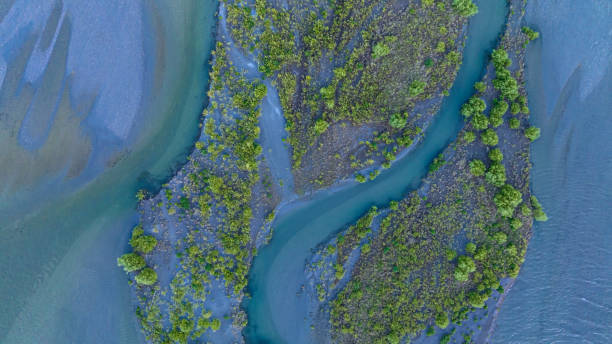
(493, 232, 507, 244)
(494, 184, 523, 217)
(469, 159, 486, 176)
(488, 148, 504, 162)
(435, 312, 450, 329)
(461, 96, 486, 118)
(117, 253, 146, 272)
(452, 0, 478, 17)
(466, 242, 477, 255)
(530, 196, 548, 221)
(389, 113, 406, 129)
(463, 131, 476, 143)
(481, 129, 499, 146)
(486, 163, 506, 187)
(471, 113, 489, 130)
(130, 235, 158, 254)
(525, 126, 541, 141)
(135, 267, 158, 285)
(454, 255, 476, 281)
(372, 42, 390, 58)
(314, 119, 330, 135)
(522, 26, 540, 41)
(130, 226, 157, 254)
(474, 81, 486, 93)
(409, 80, 426, 97)
(509, 117, 520, 129)
(510, 102, 521, 114)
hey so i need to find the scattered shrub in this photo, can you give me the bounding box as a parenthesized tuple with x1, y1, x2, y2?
(469, 159, 486, 176)
(135, 267, 158, 285)
(481, 129, 499, 146)
(494, 184, 523, 217)
(117, 253, 146, 272)
(524, 126, 541, 141)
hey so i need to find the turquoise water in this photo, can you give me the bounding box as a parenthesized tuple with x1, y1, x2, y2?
(244, 1, 508, 343)
(0, 1, 217, 343)
(492, 1, 612, 343)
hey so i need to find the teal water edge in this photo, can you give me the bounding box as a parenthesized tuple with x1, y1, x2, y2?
(244, 1, 508, 343)
(492, 1, 612, 343)
(0, 1, 217, 343)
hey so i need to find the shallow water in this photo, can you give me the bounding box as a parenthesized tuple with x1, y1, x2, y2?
(0, 1, 217, 343)
(492, 1, 612, 343)
(244, 1, 508, 342)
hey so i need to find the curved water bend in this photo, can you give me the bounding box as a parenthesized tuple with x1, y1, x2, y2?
(245, 1, 508, 343)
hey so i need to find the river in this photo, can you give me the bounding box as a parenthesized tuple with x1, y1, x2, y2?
(492, 1, 612, 343)
(0, 1, 217, 343)
(244, 1, 508, 342)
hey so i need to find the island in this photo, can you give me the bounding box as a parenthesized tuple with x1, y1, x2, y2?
(116, 0, 547, 343)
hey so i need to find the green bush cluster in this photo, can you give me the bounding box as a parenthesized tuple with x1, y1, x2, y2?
(452, 0, 478, 17)
(494, 184, 523, 217)
(117, 225, 158, 285)
(461, 96, 486, 118)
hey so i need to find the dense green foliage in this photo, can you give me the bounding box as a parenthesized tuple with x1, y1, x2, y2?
(117, 253, 146, 272)
(485, 163, 507, 187)
(531, 196, 548, 221)
(488, 148, 503, 162)
(135, 268, 158, 286)
(130, 226, 158, 254)
(522, 26, 540, 41)
(494, 184, 523, 217)
(469, 159, 486, 176)
(452, 0, 478, 17)
(461, 96, 486, 118)
(481, 129, 499, 146)
(525, 126, 541, 141)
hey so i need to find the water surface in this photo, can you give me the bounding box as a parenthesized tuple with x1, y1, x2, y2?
(0, 1, 218, 343)
(492, 1, 612, 342)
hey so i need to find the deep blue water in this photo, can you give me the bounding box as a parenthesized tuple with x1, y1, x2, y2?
(492, 1, 612, 343)
(244, 1, 508, 342)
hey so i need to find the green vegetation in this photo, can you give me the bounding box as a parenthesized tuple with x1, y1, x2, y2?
(531, 196, 548, 221)
(488, 148, 503, 162)
(231, 0, 470, 189)
(485, 163, 506, 187)
(474, 81, 486, 93)
(130, 226, 158, 254)
(494, 184, 523, 217)
(117, 253, 146, 272)
(135, 268, 158, 286)
(522, 26, 540, 41)
(469, 159, 486, 176)
(409, 80, 427, 97)
(461, 96, 486, 118)
(452, 0, 479, 17)
(327, 18, 540, 342)
(471, 113, 489, 130)
(509, 117, 520, 129)
(454, 255, 476, 281)
(481, 129, 499, 146)
(389, 113, 407, 129)
(463, 131, 476, 143)
(525, 126, 541, 141)
(489, 98, 508, 128)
